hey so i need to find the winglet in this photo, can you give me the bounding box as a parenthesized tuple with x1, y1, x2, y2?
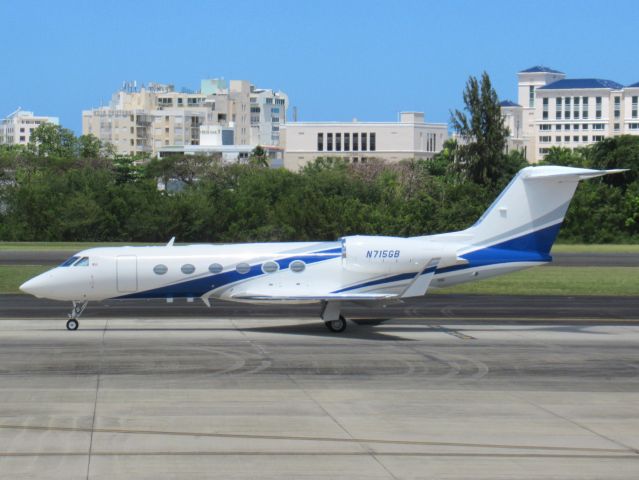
(166, 237, 176, 247)
(401, 257, 440, 298)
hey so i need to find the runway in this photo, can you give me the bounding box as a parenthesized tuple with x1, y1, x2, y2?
(1, 294, 639, 478)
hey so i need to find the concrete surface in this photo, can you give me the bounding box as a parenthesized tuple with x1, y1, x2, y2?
(0, 315, 638, 479)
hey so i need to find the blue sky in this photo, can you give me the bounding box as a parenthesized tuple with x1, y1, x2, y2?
(3, 0, 639, 134)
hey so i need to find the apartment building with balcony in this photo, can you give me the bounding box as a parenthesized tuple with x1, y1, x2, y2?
(282, 112, 448, 171)
(0, 109, 59, 146)
(501, 66, 639, 162)
(82, 79, 288, 156)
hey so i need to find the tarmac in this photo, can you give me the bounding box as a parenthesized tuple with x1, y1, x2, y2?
(0, 294, 639, 478)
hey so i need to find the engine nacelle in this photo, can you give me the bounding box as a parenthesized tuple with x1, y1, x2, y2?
(340, 235, 465, 275)
(341, 235, 430, 274)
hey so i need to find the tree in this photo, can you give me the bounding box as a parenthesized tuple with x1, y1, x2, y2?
(450, 72, 511, 185)
(248, 145, 269, 168)
(28, 123, 77, 160)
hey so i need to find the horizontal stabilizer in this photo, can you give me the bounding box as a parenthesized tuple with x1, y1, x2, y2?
(523, 167, 628, 181)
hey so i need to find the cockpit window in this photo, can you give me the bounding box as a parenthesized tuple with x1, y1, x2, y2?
(73, 257, 89, 267)
(60, 256, 80, 267)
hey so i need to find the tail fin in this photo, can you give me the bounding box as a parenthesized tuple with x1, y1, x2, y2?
(463, 166, 625, 256)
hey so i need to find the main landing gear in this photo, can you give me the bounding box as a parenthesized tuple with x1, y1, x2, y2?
(66, 301, 88, 331)
(325, 315, 347, 333)
(321, 301, 348, 333)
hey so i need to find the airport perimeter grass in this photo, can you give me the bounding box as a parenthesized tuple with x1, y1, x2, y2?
(0, 264, 636, 296)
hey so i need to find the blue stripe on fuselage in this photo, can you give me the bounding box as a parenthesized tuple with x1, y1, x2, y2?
(115, 247, 341, 299)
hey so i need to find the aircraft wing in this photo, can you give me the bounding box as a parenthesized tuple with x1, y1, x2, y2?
(401, 257, 441, 298)
(230, 292, 400, 301)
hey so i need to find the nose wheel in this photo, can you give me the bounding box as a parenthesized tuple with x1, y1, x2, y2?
(66, 301, 88, 331)
(66, 318, 79, 331)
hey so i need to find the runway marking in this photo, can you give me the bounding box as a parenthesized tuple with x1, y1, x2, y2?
(0, 424, 636, 455)
(427, 324, 476, 340)
(0, 451, 636, 459)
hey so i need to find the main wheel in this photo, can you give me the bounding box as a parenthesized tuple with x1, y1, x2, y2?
(66, 318, 79, 331)
(325, 315, 347, 333)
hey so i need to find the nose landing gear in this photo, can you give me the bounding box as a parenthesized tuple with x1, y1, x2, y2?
(66, 301, 88, 331)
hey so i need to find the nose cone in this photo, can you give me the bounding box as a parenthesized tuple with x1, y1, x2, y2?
(20, 273, 51, 298)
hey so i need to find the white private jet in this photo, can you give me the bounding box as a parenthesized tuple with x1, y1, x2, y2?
(20, 165, 624, 332)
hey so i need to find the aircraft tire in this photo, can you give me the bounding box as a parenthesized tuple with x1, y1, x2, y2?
(66, 319, 79, 331)
(325, 315, 347, 333)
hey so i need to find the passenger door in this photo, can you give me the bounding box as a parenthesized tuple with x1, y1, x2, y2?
(116, 256, 138, 293)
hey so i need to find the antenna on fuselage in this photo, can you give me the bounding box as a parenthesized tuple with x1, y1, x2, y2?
(166, 237, 176, 247)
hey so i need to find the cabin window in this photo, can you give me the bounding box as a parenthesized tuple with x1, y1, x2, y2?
(181, 264, 195, 274)
(153, 264, 168, 275)
(60, 256, 79, 267)
(209, 263, 223, 274)
(236, 263, 251, 274)
(74, 257, 89, 267)
(290, 260, 306, 273)
(262, 261, 279, 274)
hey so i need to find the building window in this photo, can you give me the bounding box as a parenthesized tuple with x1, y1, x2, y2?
(153, 264, 168, 275)
(361, 133, 367, 151)
(556, 136, 561, 142)
(352, 133, 358, 151)
(614, 96, 621, 118)
(336, 133, 342, 151)
(582, 124, 589, 130)
(344, 133, 350, 151)
(327, 133, 333, 151)
(181, 264, 195, 274)
(529, 86, 534, 107)
(582, 135, 588, 142)
(573, 136, 579, 142)
(539, 124, 551, 130)
(370, 132, 376, 151)
(629, 123, 639, 130)
(593, 124, 605, 130)
(317, 133, 323, 151)
(593, 135, 604, 142)
(614, 123, 620, 131)
(564, 136, 570, 142)
(555, 124, 562, 130)
(209, 263, 223, 274)
(539, 136, 551, 143)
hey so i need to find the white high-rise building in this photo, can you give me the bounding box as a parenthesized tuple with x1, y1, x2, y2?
(0, 109, 59, 146)
(82, 80, 288, 156)
(501, 66, 639, 163)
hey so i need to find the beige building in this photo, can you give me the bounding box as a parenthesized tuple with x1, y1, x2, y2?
(282, 112, 448, 171)
(501, 66, 639, 162)
(0, 109, 59, 146)
(82, 80, 288, 156)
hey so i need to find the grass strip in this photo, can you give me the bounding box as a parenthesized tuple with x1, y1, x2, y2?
(437, 266, 639, 296)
